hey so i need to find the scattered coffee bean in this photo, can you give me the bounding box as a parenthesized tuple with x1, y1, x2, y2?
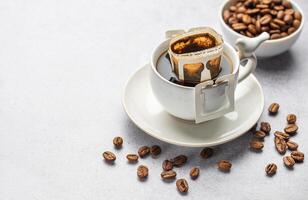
(223, 0, 302, 39)
(162, 160, 173, 171)
(275, 136, 287, 154)
(291, 151, 304, 162)
(150, 145, 161, 156)
(287, 114, 297, 124)
(103, 151, 116, 162)
(286, 140, 298, 151)
(171, 155, 188, 167)
(283, 156, 295, 168)
(200, 147, 214, 159)
(161, 170, 177, 180)
(274, 131, 290, 140)
(254, 130, 266, 139)
(250, 140, 264, 150)
(137, 165, 148, 179)
(284, 124, 298, 135)
(176, 179, 189, 193)
(218, 160, 232, 172)
(190, 167, 200, 180)
(265, 163, 277, 176)
(113, 136, 123, 148)
(260, 122, 271, 134)
(126, 154, 139, 162)
(138, 146, 150, 158)
(268, 103, 280, 115)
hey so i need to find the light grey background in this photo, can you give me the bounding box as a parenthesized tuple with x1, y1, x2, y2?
(0, 0, 307, 199)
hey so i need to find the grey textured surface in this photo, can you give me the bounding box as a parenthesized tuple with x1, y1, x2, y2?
(0, 0, 307, 199)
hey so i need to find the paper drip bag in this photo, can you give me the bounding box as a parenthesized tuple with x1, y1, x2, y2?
(168, 27, 223, 85)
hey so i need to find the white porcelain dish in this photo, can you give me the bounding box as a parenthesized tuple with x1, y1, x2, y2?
(122, 64, 264, 147)
(219, 0, 304, 57)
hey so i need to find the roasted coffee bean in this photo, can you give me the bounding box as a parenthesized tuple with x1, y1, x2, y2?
(270, 10, 278, 16)
(171, 155, 188, 167)
(137, 165, 148, 179)
(103, 151, 116, 162)
(150, 145, 161, 156)
(284, 124, 298, 135)
(260, 14, 272, 25)
(274, 131, 290, 140)
(256, 20, 261, 32)
(293, 19, 301, 29)
(260, 8, 271, 15)
(270, 22, 280, 29)
(270, 33, 281, 39)
(261, 26, 270, 32)
(242, 14, 252, 24)
(228, 17, 238, 24)
(269, 29, 280, 34)
(265, 163, 277, 176)
(161, 170, 177, 180)
(294, 11, 302, 20)
(113, 136, 123, 148)
(223, 10, 232, 21)
(274, 5, 284, 11)
(285, 9, 295, 15)
(260, 122, 271, 134)
(176, 179, 189, 193)
(200, 147, 214, 159)
(230, 6, 237, 12)
(287, 114, 297, 124)
(190, 167, 200, 180)
(275, 136, 287, 154)
(162, 160, 173, 171)
(287, 140, 298, 151)
(218, 160, 232, 171)
(282, 0, 292, 9)
(280, 32, 288, 37)
(277, 10, 285, 19)
(138, 146, 150, 158)
(246, 31, 254, 37)
(256, 4, 269, 9)
(238, 6, 247, 13)
(232, 23, 248, 31)
(287, 27, 296, 34)
(268, 103, 280, 114)
(250, 140, 264, 150)
(273, 18, 286, 26)
(248, 24, 258, 34)
(283, 14, 293, 24)
(254, 130, 266, 139)
(246, 8, 260, 15)
(263, 0, 272, 5)
(283, 156, 295, 168)
(291, 151, 304, 162)
(126, 154, 139, 162)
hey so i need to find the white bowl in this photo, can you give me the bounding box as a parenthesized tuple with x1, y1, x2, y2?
(219, 0, 304, 57)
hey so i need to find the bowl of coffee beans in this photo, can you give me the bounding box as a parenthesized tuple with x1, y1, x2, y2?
(219, 0, 304, 57)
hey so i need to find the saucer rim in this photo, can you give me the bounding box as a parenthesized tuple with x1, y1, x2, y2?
(122, 64, 264, 147)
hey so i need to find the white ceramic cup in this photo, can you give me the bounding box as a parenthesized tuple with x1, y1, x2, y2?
(219, 0, 304, 58)
(150, 31, 269, 123)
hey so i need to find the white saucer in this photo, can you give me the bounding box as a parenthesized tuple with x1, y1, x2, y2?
(122, 64, 264, 147)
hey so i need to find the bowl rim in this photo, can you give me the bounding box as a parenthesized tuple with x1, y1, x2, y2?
(150, 39, 240, 90)
(219, 0, 305, 43)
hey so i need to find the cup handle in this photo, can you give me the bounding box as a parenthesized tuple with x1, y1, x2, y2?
(237, 55, 257, 83)
(235, 32, 270, 82)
